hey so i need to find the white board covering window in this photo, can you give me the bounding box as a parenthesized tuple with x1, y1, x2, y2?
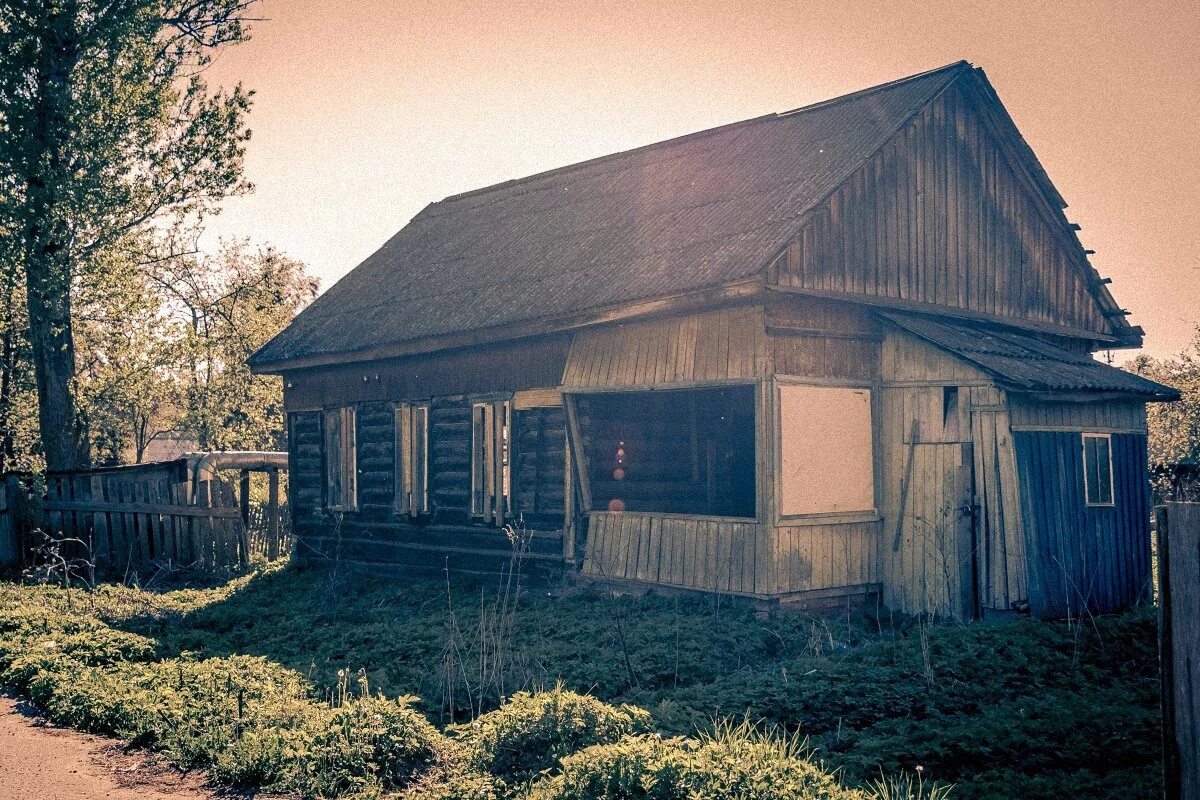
(778, 385, 874, 516)
(394, 403, 430, 517)
(1082, 433, 1114, 507)
(471, 400, 511, 524)
(322, 406, 357, 511)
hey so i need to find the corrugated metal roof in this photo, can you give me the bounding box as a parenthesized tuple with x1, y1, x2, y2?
(883, 313, 1179, 401)
(251, 62, 970, 368)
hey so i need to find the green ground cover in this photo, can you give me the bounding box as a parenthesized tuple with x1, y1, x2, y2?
(0, 562, 1161, 799)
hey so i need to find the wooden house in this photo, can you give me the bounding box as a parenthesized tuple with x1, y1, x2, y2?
(249, 62, 1178, 619)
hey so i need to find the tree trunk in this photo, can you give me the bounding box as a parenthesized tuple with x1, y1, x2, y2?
(19, 8, 90, 472)
(24, 254, 89, 471)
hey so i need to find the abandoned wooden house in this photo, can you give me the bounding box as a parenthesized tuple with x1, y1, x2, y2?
(249, 61, 1178, 619)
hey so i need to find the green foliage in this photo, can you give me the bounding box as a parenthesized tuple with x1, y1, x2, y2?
(530, 725, 866, 800)
(0, 0, 258, 469)
(0, 569, 1164, 799)
(454, 686, 652, 784)
(1127, 349, 1200, 498)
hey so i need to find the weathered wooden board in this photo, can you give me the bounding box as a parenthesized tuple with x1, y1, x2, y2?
(561, 305, 764, 388)
(769, 82, 1112, 340)
(582, 511, 761, 595)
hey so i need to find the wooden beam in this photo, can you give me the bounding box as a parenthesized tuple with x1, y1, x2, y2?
(561, 394, 593, 512)
(767, 284, 1124, 344)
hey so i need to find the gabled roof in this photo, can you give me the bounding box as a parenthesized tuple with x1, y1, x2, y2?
(251, 62, 970, 370)
(883, 313, 1179, 401)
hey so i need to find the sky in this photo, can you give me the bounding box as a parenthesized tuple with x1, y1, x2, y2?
(201, 0, 1200, 359)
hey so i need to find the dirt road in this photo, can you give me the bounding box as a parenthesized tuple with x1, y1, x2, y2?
(0, 696, 217, 800)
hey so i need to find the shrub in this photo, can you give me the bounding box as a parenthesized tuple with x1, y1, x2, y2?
(529, 723, 869, 800)
(293, 695, 443, 798)
(456, 686, 652, 783)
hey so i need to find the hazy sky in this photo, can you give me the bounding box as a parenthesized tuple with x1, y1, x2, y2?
(202, 0, 1200, 358)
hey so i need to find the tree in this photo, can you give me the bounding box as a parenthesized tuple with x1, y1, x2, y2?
(0, 1, 257, 470)
(153, 238, 317, 452)
(1127, 339, 1200, 498)
(74, 245, 182, 464)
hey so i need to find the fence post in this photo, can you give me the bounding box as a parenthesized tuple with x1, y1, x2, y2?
(239, 470, 251, 525)
(267, 468, 281, 561)
(1159, 505, 1179, 800)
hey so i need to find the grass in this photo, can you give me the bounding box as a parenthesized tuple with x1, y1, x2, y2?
(0, 562, 1162, 799)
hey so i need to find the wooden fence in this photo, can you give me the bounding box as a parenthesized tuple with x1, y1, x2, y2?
(0, 456, 289, 576)
(1159, 501, 1200, 800)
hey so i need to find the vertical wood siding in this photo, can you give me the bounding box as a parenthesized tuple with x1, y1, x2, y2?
(561, 305, 765, 388)
(582, 511, 766, 595)
(768, 83, 1110, 338)
(1013, 430, 1152, 617)
(1008, 397, 1147, 431)
(765, 295, 881, 381)
(772, 521, 879, 594)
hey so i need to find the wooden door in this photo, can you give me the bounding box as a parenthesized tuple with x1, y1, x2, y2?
(970, 408, 1027, 613)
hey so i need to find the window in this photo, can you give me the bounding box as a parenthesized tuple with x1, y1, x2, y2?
(778, 385, 874, 516)
(1082, 433, 1114, 506)
(471, 400, 511, 523)
(322, 407, 357, 511)
(574, 385, 756, 518)
(394, 403, 430, 517)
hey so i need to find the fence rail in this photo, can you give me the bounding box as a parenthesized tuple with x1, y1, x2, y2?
(0, 454, 289, 575)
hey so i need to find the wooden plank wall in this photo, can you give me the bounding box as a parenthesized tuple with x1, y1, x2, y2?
(765, 294, 880, 381)
(767, 81, 1110, 339)
(772, 521, 879, 595)
(582, 511, 767, 595)
(561, 305, 765, 388)
(1008, 397, 1147, 431)
(1158, 501, 1200, 800)
(1013, 430, 1152, 617)
(878, 329, 1025, 616)
(285, 333, 571, 410)
(513, 407, 567, 530)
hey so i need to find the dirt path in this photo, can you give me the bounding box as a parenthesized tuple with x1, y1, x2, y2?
(0, 695, 219, 799)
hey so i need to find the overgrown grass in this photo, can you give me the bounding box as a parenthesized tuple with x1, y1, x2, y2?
(0, 563, 1161, 799)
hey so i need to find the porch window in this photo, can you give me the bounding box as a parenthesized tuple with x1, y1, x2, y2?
(575, 385, 756, 518)
(778, 384, 874, 516)
(1082, 433, 1114, 506)
(322, 406, 357, 511)
(394, 402, 430, 517)
(471, 400, 511, 523)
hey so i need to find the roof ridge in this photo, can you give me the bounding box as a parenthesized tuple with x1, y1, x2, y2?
(426, 60, 971, 213)
(775, 60, 970, 117)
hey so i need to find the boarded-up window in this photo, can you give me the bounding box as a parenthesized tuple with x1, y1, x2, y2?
(1082, 433, 1114, 506)
(322, 406, 357, 511)
(471, 400, 511, 523)
(394, 403, 430, 517)
(778, 385, 874, 516)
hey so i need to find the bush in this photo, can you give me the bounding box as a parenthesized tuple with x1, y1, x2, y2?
(294, 695, 443, 798)
(456, 686, 652, 783)
(529, 723, 868, 800)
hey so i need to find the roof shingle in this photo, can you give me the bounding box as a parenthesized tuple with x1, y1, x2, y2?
(250, 62, 969, 368)
(883, 313, 1179, 401)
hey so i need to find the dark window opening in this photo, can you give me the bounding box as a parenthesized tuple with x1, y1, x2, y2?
(576, 385, 756, 518)
(1083, 433, 1114, 506)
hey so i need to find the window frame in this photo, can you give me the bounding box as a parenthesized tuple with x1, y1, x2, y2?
(394, 402, 430, 518)
(471, 398, 512, 524)
(322, 406, 358, 512)
(1081, 432, 1115, 507)
(563, 381, 760, 522)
